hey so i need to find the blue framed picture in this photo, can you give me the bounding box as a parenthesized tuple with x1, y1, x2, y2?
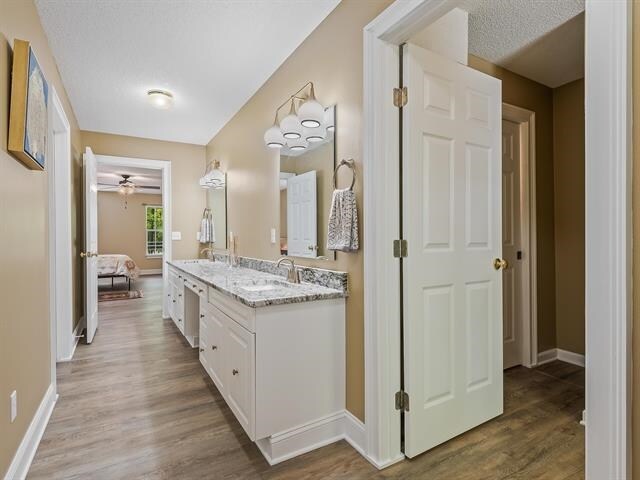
(8, 39, 49, 170)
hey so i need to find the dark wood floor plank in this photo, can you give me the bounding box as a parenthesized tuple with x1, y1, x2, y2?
(29, 276, 584, 479)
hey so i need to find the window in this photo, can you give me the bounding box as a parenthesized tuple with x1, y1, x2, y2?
(145, 205, 163, 256)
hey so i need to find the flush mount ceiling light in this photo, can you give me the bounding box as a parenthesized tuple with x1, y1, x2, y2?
(147, 89, 174, 109)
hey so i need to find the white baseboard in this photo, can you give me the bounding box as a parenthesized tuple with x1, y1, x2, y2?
(536, 348, 585, 367)
(3, 384, 56, 480)
(255, 410, 377, 467)
(140, 269, 162, 276)
(58, 317, 83, 363)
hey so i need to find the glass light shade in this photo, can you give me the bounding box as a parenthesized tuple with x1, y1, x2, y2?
(280, 100, 302, 139)
(264, 124, 285, 148)
(323, 106, 335, 132)
(147, 89, 174, 109)
(304, 125, 326, 143)
(119, 184, 135, 195)
(287, 137, 308, 151)
(298, 100, 324, 129)
(207, 169, 226, 189)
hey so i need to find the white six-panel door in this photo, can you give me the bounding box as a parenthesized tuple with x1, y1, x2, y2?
(83, 147, 99, 343)
(402, 44, 503, 457)
(286, 170, 317, 257)
(501, 119, 523, 369)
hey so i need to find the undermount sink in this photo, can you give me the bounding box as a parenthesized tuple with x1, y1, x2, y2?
(241, 284, 279, 293)
(239, 279, 295, 293)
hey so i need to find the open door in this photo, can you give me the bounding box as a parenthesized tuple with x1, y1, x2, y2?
(286, 170, 317, 257)
(83, 147, 99, 343)
(402, 44, 503, 457)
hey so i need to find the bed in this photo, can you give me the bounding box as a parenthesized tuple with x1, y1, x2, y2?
(97, 254, 141, 291)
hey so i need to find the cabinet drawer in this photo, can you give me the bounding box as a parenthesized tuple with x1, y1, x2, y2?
(185, 277, 206, 297)
(208, 287, 255, 333)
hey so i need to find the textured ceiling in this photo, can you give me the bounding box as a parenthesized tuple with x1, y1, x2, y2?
(463, 0, 585, 88)
(35, 0, 340, 145)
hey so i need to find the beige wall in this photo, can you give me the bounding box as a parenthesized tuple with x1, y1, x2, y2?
(0, 0, 82, 475)
(469, 55, 558, 352)
(552, 79, 585, 355)
(206, 0, 393, 421)
(98, 192, 163, 270)
(81, 131, 206, 262)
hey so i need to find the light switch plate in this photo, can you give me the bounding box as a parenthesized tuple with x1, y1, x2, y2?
(196, 232, 201, 241)
(270, 228, 276, 244)
(10, 391, 17, 423)
(171, 231, 182, 241)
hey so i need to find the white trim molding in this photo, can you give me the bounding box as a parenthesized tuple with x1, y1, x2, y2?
(57, 319, 84, 363)
(3, 385, 57, 480)
(254, 410, 369, 466)
(94, 155, 172, 318)
(140, 269, 163, 276)
(584, 1, 632, 478)
(536, 348, 586, 368)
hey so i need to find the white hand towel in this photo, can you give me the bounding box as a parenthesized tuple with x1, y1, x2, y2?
(200, 218, 210, 244)
(327, 188, 359, 252)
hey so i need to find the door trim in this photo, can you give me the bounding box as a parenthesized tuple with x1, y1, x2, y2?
(47, 85, 73, 380)
(363, 0, 631, 474)
(93, 154, 172, 318)
(502, 103, 537, 368)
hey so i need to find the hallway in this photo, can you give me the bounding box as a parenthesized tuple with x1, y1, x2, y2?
(28, 276, 584, 479)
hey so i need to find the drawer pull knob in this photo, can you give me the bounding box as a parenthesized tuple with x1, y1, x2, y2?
(193, 284, 197, 288)
(199, 289, 204, 293)
(212, 345, 217, 350)
(178, 318, 182, 322)
(178, 294, 182, 297)
(172, 300, 176, 303)
(199, 348, 204, 352)
(200, 314, 205, 318)
(179, 275, 182, 279)
(232, 369, 239, 376)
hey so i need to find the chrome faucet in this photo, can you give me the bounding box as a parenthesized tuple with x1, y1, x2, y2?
(200, 247, 215, 261)
(277, 257, 300, 284)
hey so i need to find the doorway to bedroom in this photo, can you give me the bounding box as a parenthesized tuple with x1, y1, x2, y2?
(82, 149, 172, 344)
(96, 163, 164, 302)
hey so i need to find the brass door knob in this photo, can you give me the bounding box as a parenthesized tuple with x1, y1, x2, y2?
(212, 345, 217, 350)
(80, 251, 87, 258)
(493, 258, 508, 270)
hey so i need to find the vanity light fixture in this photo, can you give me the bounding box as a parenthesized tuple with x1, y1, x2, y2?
(147, 89, 174, 109)
(263, 82, 326, 149)
(287, 137, 308, 151)
(264, 114, 285, 149)
(304, 125, 326, 143)
(298, 83, 324, 128)
(280, 99, 303, 139)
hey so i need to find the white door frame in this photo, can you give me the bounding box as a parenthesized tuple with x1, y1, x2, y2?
(363, 0, 631, 476)
(94, 154, 172, 318)
(47, 86, 73, 380)
(502, 103, 537, 368)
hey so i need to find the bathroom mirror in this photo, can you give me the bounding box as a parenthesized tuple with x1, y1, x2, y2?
(279, 105, 336, 259)
(205, 179, 228, 250)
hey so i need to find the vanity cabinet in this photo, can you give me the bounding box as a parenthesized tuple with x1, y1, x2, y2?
(167, 260, 346, 463)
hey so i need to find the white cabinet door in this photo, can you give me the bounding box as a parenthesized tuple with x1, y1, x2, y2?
(199, 313, 210, 373)
(287, 170, 317, 257)
(402, 43, 503, 457)
(224, 315, 255, 440)
(207, 307, 227, 394)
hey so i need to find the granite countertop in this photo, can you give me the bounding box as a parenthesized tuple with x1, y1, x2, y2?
(167, 259, 346, 308)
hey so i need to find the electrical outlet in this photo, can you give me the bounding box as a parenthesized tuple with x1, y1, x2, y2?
(270, 228, 276, 244)
(171, 231, 182, 241)
(10, 391, 17, 423)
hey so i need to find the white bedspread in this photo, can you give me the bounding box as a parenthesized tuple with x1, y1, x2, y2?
(97, 254, 140, 279)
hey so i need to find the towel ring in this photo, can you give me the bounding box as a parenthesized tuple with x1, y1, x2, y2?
(333, 158, 356, 190)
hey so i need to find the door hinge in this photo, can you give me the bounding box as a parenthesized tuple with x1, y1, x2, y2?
(393, 239, 408, 258)
(393, 87, 408, 108)
(395, 390, 410, 411)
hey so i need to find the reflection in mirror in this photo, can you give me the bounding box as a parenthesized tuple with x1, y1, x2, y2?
(204, 172, 228, 250)
(279, 105, 336, 259)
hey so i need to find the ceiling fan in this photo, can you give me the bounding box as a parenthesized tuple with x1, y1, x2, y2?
(97, 174, 161, 194)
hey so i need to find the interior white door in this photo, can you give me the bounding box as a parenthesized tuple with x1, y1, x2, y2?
(83, 147, 99, 343)
(501, 119, 523, 369)
(402, 44, 503, 457)
(286, 170, 317, 257)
